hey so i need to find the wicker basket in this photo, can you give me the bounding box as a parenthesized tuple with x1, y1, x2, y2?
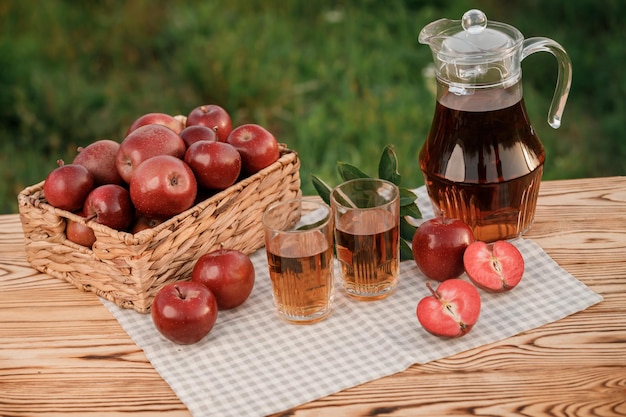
(17, 146, 301, 313)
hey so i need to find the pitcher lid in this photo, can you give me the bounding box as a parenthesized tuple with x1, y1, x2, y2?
(419, 10, 525, 87)
(420, 10, 523, 61)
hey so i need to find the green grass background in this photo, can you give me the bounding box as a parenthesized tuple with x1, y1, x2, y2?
(1, 0, 624, 214)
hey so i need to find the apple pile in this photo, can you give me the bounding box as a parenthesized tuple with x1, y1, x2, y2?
(412, 216, 525, 338)
(151, 248, 256, 345)
(41, 104, 280, 248)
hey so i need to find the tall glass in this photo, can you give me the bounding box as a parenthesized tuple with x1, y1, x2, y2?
(262, 198, 334, 324)
(331, 178, 400, 300)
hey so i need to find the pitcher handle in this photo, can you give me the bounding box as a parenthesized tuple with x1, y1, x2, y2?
(522, 37, 573, 129)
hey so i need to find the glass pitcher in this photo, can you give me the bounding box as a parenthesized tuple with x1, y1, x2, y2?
(418, 9, 572, 242)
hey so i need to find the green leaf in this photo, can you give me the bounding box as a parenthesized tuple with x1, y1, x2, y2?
(399, 187, 418, 207)
(378, 145, 401, 186)
(337, 162, 370, 181)
(400, 203, 421, 219)
(400, 239, 414, 261)
(310, 174, 332, 205)
(400, 217, 417, 242)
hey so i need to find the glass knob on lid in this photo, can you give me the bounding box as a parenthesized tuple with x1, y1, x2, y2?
(446, 9, 511, 52)
(462, 9, 487, 34)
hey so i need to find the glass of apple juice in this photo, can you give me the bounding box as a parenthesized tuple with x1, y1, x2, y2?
(331, 178, 400, 300)
(262, 198, 335, 324)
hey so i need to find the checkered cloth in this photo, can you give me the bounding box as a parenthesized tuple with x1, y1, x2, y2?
(102, 186, 603, 417)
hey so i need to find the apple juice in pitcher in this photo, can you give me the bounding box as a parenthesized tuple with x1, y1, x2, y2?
(420, 84, 545, 242)
(418, 9, 572, 241)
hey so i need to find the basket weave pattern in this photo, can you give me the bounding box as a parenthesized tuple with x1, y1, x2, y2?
(18, 147, 301, 313)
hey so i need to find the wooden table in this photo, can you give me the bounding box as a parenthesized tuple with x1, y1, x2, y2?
(1, 176, 625, 416)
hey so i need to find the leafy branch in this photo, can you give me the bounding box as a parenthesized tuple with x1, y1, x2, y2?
(310, 145, 421, 261)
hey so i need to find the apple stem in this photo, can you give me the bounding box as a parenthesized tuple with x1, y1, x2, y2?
(425, 281, 441, 301)
(84, 213, 97, 222)
(174, 285, 185, 300)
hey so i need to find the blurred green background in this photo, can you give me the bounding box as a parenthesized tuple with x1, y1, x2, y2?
(1, 0, 624, 214)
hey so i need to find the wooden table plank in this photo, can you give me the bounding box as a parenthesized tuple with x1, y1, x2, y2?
(1, 216, 191, 416)
(1, 177, 625, 417)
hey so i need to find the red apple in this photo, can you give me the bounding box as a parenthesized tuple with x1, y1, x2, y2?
(131, 215, 163, 234)
(73, 139, 124, 185)
(226, 124, 279, 175)
(191, 249, 255, 310)
(416, 279, 481, 338)
(43, 162, 95, 212)
(180, 125, 217, 148)
(464, 240, 524, 292)
(186, 104, 232, 142)
(184, 141, 242, 191)
(116, 124, 186, 183)
(129, 155, 197, 219)
(66, 212, 96, 248)
(83, 184, 134, 231)
(412, 217, 475, 281)
(126, 112, 184, 136)
(151, 281, 218, 345)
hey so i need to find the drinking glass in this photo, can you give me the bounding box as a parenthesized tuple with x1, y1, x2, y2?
(262, 198, 334, 324)
(331, 178, 400, 300)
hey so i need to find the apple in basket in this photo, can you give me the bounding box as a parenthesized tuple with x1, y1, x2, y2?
(184, 141, 242, 191)
(151, 281, 219, 344)
(72, 139, 124, 186)
(226, 123, 280, 176)
(186, 104, 233, 142)
(83, 184, 135, 231)
(126, 112, 185, 136)
(66, 211, 97, 248)
(180, 125, 218, 148)
(192, 249, 256, 310)
(43, 162, 95, 212)
(129, 155, 197, 219)
(130, 215, 163, 234)
(116, 123, 186, 183)
(416, 279, 481, 338)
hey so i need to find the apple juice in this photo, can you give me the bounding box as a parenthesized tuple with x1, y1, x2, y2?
(266, 231, 334, 324)
(335, 208, 399, 300)
(419, 85, 545, 242)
